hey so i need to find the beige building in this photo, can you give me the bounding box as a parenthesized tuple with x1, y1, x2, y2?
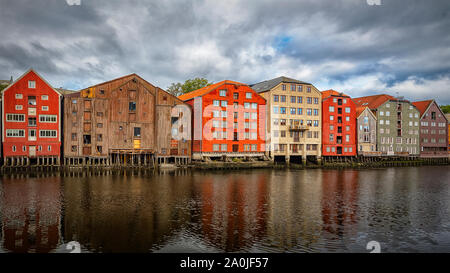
(251, 76, 322, 164)
(356, 106, 378, 155)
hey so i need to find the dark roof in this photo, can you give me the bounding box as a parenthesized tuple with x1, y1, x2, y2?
(250, 76, 311, 93)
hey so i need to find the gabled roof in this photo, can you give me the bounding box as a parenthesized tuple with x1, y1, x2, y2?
(356, 106, 377, 119)
(353, 94, 395, 110)
(411, 100, 433, 117)
(250, 76, 311, 93)
(1, 68, 62, 96)
(178, 80, 246, 101)
(321, 89, 350, 99)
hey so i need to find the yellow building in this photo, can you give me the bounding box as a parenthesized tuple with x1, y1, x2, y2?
(251, 76, 322, 164)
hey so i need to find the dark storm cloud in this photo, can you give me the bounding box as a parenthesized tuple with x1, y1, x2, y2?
(0, 0, 449, 103)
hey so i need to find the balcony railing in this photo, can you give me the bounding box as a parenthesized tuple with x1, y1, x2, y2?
(289, 124, 310, 131)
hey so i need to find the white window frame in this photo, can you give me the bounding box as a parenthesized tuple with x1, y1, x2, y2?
(28, 80, 36, 88)
(41, 95, 49, 100)
(6, 129, 25, 137)
(39, 130, 57, 138)
(39, 115, 57, 123)
(6, 114, 25, 122)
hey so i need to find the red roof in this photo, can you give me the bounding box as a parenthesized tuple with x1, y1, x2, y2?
(321, 89, 349, 99)
(178, 80, 247, 101)
(353, 94, 395, 109)
(412, 100, 433, 116)
(355, 106, 367, 117)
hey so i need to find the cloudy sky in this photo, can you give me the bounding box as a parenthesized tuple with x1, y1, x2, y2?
(1, 0, 449, 104)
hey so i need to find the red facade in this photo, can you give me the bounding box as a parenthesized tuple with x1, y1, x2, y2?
(321, 90, 357, 156)
(2, 69, 61, 159)
(179, 80, 266, 155)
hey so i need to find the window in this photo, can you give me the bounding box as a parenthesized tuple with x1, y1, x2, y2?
(298, 85, 303, 92)
(97, 146, 102, 153)
(6, 129, 25, 137)
(129, 101, 136, 111)
(42, 106, 49, 111)
(219, 90, 227, 96)
(48, 145, 52, 151)
(28, 96, 36, 106)
(314, 98, 319, 104)
(297, 96, 303, 103)
(41, 95, 49, 100)
(246, 92, 252, 99)
(313, 120, 319, 127)
(251, 103, 257, 109)
(307, 87, 311, 93)
(345, 107, 351, 113)
(71, 133, 77, 141)
(329, 134, 334, 142)
(28, 117, 37, 126)
(15, 94, 23, 99)
(97, 112, 104, 117)
(282, 84, 286, 91)
(306, 108, 312, 116)
(280, 107, 286, 114)
(298, 108, 303, 115)
(39, 130, 57, 138)
(307, 97, 312, 104)
(313, 109, 319, 116)
(83, 134, 91, 144)
(97, 123, 103, 128)
(213, 144, 220, 152)
(12, 146, 16, 152)
(71, 146, 77, 152)
(97, 134, 103, 141)
(330, 115, 334, 121)
(6, 114, 25, 122)
(251, 112, 257, 119)
(39, 115, 57, 123)
(221, 101, 227, 107)
(221, 144, 227, 151)
(386, 111, 390, 116)
(280, 95, 286, 102)
(15, 105, 23, 110)
(329, 106, 335, 112)
(290, 108, 296, 114)
(273, 106, 279, 114)
(28, 81, 36, 88)
(346, 135, 350, 142)
(291, 96, 296, 103)
(274, 95, 279, 102)
(213, 100, 220, 106)
(290, 84, 296, 91)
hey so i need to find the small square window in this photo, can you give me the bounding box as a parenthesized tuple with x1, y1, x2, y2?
(42, 106, 49, 111)
(28, 81, 36, 88)
(15, 94, 23, 99)
(41, 95, 49, 100)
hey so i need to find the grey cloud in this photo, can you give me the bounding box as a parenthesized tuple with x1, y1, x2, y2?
(0, 0, 449, 103)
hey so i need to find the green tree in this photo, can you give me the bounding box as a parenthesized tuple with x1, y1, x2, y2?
(167, 78, 213, 97)
(0, 84, 8, 93)
(440, 105, 450, 114)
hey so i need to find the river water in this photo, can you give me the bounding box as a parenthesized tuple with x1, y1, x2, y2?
(0, 166, 449, 253)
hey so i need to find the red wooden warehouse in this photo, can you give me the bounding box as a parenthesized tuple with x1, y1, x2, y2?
(1, 69, 62, 166)
(321, 90, 357, 157)
(178, 80, 266, 161)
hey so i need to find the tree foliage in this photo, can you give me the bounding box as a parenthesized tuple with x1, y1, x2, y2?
(166, 78, 213, 97)
(0, 84, 8, 93)
(440, 105, 450, 114)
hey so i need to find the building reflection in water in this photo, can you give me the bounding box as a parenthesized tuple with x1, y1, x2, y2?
(321, 170, 359, 241)
(198, 172, 268, 252)
(62, 170, 195, 252)
(0, 174, 62, 253)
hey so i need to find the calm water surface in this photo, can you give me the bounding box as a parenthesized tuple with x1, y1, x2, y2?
(0, 166, 449, 253)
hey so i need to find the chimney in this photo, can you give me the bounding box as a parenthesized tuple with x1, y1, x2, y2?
(10, 76, 13, 83)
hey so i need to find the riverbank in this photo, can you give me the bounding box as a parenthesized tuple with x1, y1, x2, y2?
(0, 156, 449, 173)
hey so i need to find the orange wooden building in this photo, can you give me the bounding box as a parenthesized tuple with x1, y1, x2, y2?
(179, 80, 266, 161)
